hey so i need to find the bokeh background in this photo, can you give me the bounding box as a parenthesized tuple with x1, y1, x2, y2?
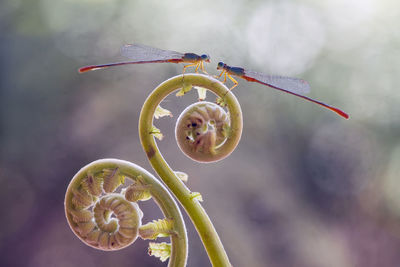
(1, 0, 399, 266)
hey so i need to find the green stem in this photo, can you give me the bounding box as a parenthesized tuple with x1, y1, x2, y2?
(139, 74, 242, 267)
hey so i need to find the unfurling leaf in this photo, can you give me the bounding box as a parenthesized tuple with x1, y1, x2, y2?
(139, 218, 174, 240)
(189, 192, 203, 202)
(150, 126, 164, 140)
(216, 96, 227, 107)
(123, 176, 152, 202)
(174, 171, 188, 182)
(194, 86, 207, 101)
(154, 105, 173, 119)
(176, 82, 192, 97)
(148, 242, 171, 262)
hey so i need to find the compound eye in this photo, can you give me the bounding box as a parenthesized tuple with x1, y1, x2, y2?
(201, 54, 210, 61)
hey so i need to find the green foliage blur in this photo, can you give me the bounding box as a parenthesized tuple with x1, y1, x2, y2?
(1, 0, 399, 266)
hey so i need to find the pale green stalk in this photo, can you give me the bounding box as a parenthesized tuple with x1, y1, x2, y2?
(139, 74, 242, 267)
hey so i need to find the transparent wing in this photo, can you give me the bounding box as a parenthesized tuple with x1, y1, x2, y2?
(244, 70, 310, 94)
(120, 44, 185, 61)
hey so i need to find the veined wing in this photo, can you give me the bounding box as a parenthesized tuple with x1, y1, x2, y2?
(244, 70, 311, 95)
(243, 70, 349, 119)
(79, 44, 186, 73)
(121, 44, 185, 62)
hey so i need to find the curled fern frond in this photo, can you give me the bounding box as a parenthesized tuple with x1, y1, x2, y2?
(65, 159, 187, 266)
(175, 101, 230, 162)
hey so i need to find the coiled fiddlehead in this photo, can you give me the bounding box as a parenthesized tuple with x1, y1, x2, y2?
(176, 101, 231, 162)
(139, 73, 243, 266)
(65, 159, 188, 266)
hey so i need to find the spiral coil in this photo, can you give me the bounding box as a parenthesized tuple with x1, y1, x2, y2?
(66, 167, 143, 251)
(175, 101, 230, 162)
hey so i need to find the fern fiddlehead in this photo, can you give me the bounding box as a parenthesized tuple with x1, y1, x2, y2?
(65, 159, 188, 266)
(175, 101, 231, 162)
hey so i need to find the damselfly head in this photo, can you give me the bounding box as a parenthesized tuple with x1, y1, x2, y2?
(201, 54, 211, 62)
(217, 62, 225, 70)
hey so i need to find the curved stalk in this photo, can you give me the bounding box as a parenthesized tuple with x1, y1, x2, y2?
(139, 74, 242, 267)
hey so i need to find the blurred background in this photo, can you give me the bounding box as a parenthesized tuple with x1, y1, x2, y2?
(1, 0, 399, 266)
